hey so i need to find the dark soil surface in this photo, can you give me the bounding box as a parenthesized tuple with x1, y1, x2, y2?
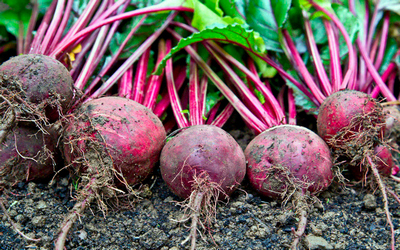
(1, 114, 400, 250)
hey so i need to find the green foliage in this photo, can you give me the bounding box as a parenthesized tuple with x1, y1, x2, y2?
(0, 0, 50, 40)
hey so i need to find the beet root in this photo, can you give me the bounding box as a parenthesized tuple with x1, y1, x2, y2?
(0, 125, 59, 187)
(0, 54, 75, 121)
(384, 105, 400, 142)
(245, 125, 333, 249)
(56, 96, 166, 250)
(0, 54, 75, 145)
(245, 125, 333, 200)
(317, 90, 398, 249)
(160, 125, 246, 249)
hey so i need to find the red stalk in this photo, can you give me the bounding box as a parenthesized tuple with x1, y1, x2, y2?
(165, 39, 189, 128)
(167, 28, 268, 133)
(84, 15, 147, 97)
(118, 66, 134, 99)
(282, 30, 326, 104)
(90, 12, 178, 99)
(153, 66, 187, 118)
(50, 6, 194, 58)
(143, 39, 167, 110)
(323, 20, 342, 92)
(189, 58, 201, 126)
(132, 48, 151, 103)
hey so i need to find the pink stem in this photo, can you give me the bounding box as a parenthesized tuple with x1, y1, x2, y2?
(189, 58, 201, 126)
(288, 88, 296, 125)
(75, 25, 109, 90)
(310, 0, 356, 90)
(30, 0, 57, 54)
(357, 39, 396, 101)
(132, 48, 150, 103)
(118, 65, 133, 98)
(84, 15, 147, 96)
(167, 28, 268, 133)
(165, 39, 189, 128)
(90, 12, 178, 99)
(153, 66, 186, 118)
(198, 69, 209, 125)
(304, 16, 332, 95)
(324, 20, 342, 92)
(50, 6, 194, 58)
(204, 43, 277, 127)
(143, 39, 166, 110)
(282, 29, 326, 104)
(40, 0, 65, 54)
(210, 103, 234, 127)
(23, 1, 39, 54)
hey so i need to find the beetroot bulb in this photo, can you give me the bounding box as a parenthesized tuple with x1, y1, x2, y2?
(55, 96, 166, 249)
(160, 125, 246, 249)
(317, 90, 399, 248)
(245, 125, 333, 249)
(0, 54, 75, 143)
(0, 54, 73, 190)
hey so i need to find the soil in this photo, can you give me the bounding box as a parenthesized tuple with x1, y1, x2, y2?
(1, 113, 400, 250)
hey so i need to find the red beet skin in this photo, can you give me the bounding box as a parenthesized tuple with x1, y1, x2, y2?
(0, 54, 74, 121)
(317, 90, 382, 142)
(63, 96, 166, 186)
(160, 125, 246, 199)
(0, 125, 58, 183)
(245, 125, 333, 199)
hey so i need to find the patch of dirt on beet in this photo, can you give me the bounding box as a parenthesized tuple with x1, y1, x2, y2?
(1, 113, 400, 249)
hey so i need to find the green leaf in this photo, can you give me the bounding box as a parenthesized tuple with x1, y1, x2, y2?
(205, 90, 221, 114)
(271, 0, 292, 28)
(244, 0, 281, 51)
(205, 0, 224, 16)
(155, 24, 266, 75)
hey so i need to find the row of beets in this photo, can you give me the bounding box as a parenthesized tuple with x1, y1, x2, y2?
(0, 56, 399, 249)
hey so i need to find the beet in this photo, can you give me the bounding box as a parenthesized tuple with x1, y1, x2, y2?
(384, 105, 400, 142)
(0, 125, 59, 187)
(160, 125, 246, 199)
(0, 54, 75, 122)
(245, 125, 333, 200)
(317, 90, 398, 248)
(317, 90, 384, 143)
(245, 124, 333, 249)
(56, 96, 166, 249)
(160, 125, 246, 249)
(63, 96, 166, 186)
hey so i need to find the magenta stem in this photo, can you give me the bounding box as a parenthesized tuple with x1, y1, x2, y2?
(310, 0, 356, 90)
(50, 6, 194, 58)
(90, 12, 178, 99)
(189, 57, 201, 126)
(132, 48, 150, 103)
(357, 39, 396, 101)
(165, 39, 189, 128)
(143, 39, 166, 110)
(167, 28, 268, 133)
(84, 15, 147, 97)
(23, 1, 39, 54)
(204, 43, 277, 127)
(323, 20, 342, 92)
(153, 66, 187, 118)
(304, 15, 332, 95)
(282, 29, 326, 104)
(118, 65, 134, 98)
(210, 103, 234, 127)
